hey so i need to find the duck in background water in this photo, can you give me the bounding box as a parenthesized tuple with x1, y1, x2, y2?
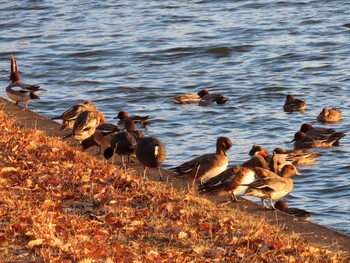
(171, 89, 228, 106)
(6, 54, 42, 109)
(316, 108, 342, 123)
(283, 94, 306, 112)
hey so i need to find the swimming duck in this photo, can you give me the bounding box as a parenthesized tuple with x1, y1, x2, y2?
(64, 110, 105, 142)
(81, 123, 120, 154)
(275, 200, 312, 221)
(52, 100, 97, 130)
(316, 108, 342, 123)
(6, 54, 41, 109)
(291, 131, 344, 149)
(299, 123, 342, 138)
(114, 111, 150, 127)
(103, 131, 137, 167)
(198, 89, 228, 106)
(171, 93, 201, 104)
(136, 137, 167, 180)
(248, 145, 269, 159)
(170, 136, 233, 183)
(283, 94, 306, 112)
(272, 147, 321, 166)
(243, 164, 301, 209)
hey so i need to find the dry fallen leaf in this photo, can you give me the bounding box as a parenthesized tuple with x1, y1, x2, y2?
(27, 238, 45, 249)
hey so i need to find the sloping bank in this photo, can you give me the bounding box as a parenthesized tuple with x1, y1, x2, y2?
(1, 96, 349, 261)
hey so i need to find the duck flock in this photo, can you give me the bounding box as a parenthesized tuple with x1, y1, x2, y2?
(5, 54, 346, 220)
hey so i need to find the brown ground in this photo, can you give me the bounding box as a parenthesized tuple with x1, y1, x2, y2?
(1, 96, 350, 253)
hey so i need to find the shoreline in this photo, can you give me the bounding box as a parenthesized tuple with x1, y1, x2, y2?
(1, 96, 350, 253)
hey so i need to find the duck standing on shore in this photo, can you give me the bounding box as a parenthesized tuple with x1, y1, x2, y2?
(198, 152, 270, 203)
(64, 110, 105, 143)
(243, 164, 301, 209)
(82, 123, 120, 154)
(136, 137, 167, 180)
(170, 136, 233, 183)
(6, 54, 41, 109)
(103, 129, 137, 167)
(52, 100, 97, 130)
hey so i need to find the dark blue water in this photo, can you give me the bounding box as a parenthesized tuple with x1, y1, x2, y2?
(1, 1, 350, 234)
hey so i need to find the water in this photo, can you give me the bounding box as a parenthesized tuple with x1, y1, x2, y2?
(1, 0, 350, 234)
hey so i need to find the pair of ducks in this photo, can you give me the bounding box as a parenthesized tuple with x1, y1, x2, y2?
(291, 123, 346, 149)
(172, 90, 228, 106)
(283, 94, 342, 122)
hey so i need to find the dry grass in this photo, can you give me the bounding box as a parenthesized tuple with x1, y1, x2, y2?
(0, 109, 349, 262)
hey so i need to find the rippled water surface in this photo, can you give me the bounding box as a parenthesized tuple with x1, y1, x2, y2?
(1, 1, 350, 234)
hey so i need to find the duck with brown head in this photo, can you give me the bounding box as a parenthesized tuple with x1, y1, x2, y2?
(170, 136, 233, 184)
(197, 89, 228, 106)
(6, 54, 42, 109)
(114, 111, 151, 127)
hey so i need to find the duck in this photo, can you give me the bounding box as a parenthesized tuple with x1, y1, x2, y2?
(283, 94, 306, 112)
(274, 200, 312, 221)
(248, 145, 269, 159)
(171, 93, 201, 104)
(123, 118, 144, 141)
(81, 123, 120, 154)
(198, 166, 255, 202)
(267, 151, 291, 175)
(291, 131, 344, 149)
(198, 153, 268, 202)
(242, 152, 268, 170)
(114, 111, 151, 127)
(272, 147, 321, 166)
(52, 100, 97, 130)
(316, 108, 342, 123)
(170, 136, 233, 183)
(299, 123, 341, 138)
(63, 110, 105, 143)
(136, 137, 167, 180)
(103, 131, 137, 167)
(243, 164, 301, 209)
(198, 89, 228, 106)
(6, 54, 41, 109)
